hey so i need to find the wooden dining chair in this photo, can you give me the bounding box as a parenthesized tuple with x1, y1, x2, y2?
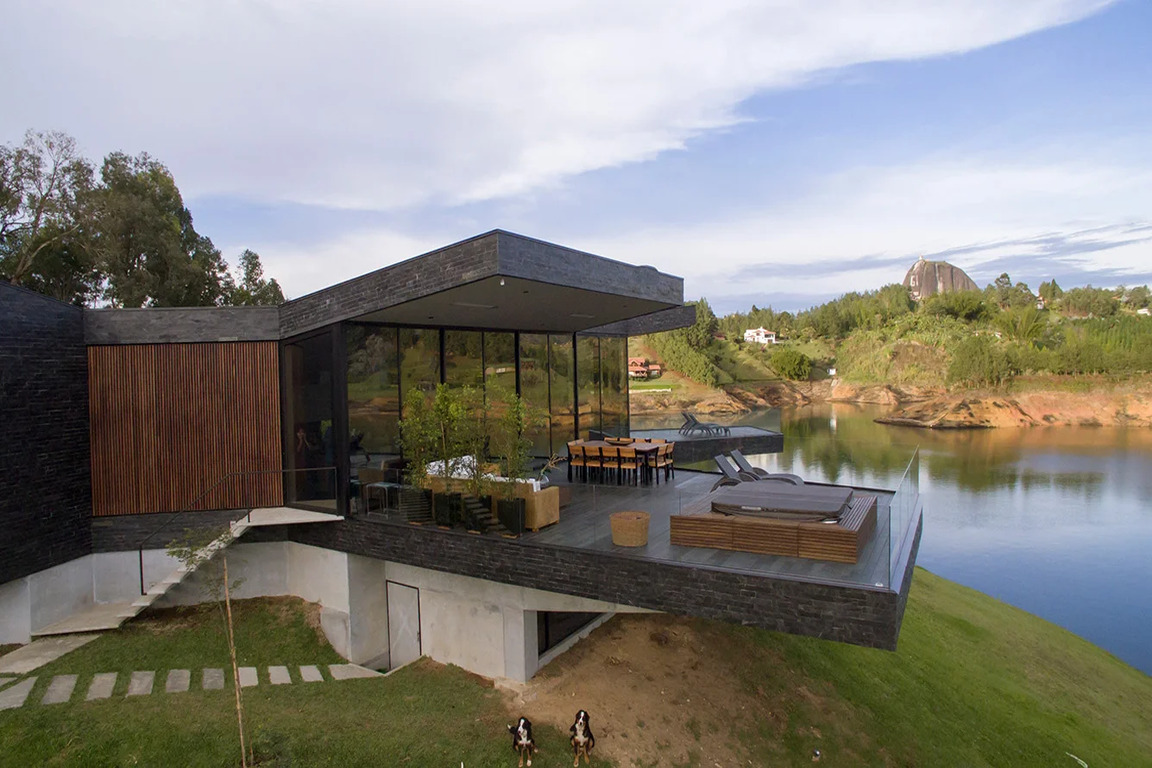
(654, 442, 675, 484)
(618, 446, 640, 486)
(567, 442, 587, 482)
(596, 446, 619, 483)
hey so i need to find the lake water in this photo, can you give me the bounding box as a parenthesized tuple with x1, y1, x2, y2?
(633, 405, 1152, 676)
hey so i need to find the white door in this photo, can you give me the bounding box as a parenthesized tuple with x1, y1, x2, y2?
(387, 582, 421, 669)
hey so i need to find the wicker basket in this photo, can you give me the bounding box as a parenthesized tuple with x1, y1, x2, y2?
(610, 510, 650, 547)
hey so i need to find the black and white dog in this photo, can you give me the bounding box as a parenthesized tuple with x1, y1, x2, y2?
(508, 716, 537, 767)
(569, 709, 595, 766)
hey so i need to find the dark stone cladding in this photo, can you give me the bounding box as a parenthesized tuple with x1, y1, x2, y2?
(495, 231, 682, 306)
(287, 517, 906, 650)
(0, 282, 92, 583)
(278, 230, 686, 339)
(583, 305, 696, 337)
(279, 231, 502, 338)
(90, 509, 248, 552)
(84, 306, 280, 345)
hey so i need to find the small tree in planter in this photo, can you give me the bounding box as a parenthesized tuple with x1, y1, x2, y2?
(490, 391, 535, 535)
(457, 386, 495, 531)
(398, 389, 437, 521)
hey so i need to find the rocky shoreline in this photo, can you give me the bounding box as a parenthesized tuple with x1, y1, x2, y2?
(630, 377, 1152, 429)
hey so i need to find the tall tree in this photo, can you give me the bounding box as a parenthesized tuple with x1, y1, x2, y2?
(0, 131, 98, 303)
(94, 152, 230, 307)
(226, 249, 285, 306)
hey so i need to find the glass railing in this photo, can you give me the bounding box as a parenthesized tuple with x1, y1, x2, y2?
(887, 448, 922, 591)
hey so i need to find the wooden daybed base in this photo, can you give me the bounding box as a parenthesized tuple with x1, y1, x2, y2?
(670, 493, 877, 564)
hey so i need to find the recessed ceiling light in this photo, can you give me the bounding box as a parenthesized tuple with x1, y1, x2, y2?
(452, 301, 496, 309)
(570, 312, 595, 319)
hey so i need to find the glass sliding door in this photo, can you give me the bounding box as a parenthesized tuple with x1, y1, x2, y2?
(346, 323, 400, 462)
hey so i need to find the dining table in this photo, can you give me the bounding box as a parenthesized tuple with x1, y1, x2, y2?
(572, 439, 664, 485)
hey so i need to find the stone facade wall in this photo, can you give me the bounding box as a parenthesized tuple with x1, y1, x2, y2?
(84, 306, 280, 344)
(0, 283, 92, 583)
(288, 517, 909, 650)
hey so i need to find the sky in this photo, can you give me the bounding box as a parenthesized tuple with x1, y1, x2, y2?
(4, 0, 1150, 313)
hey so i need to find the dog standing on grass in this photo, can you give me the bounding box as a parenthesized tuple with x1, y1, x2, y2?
(569, 709, 595, 765)
(508, 716, 537, 767)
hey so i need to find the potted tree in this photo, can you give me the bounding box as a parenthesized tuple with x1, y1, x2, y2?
(398, 389, 437, 522)
(490, 391, 534, 535)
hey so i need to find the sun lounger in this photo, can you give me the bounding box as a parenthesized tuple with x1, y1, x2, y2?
(680, 411, 730, 436)
(710, 454, 760, 492)
(729, 450, 804, 485)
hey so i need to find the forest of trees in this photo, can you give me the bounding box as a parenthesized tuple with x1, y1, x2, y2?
(647, 273, 1152, 389)
(1, 130, 283, 307)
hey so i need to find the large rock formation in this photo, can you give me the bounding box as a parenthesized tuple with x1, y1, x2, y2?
(903, 256, 979, 302)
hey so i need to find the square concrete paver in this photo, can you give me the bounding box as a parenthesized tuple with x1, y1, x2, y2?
(127, 671, 155, 696)
(86, 673, 117, 701)
(0, 678, 37, 710)
(299, 665, 323, 683)
(202, 668, 224, 690)
(268, 666, 291, 685)
(165, 669, 190, 693)
(328, 664, 382, 680)
(238, 667, 258, 688)
(42, 674, 78, 705)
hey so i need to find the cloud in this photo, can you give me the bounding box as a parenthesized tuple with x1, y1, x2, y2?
(1, 0, 1114, 211)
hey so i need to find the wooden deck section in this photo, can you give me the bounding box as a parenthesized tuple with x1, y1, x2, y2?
(525, 470, 895, 589)
(669, 493, 877, 564)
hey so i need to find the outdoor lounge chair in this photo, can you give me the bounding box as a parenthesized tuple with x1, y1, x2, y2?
(710, 454, 760, 492)
(729, 450, 805, 486)
(680, 411, 730, 436)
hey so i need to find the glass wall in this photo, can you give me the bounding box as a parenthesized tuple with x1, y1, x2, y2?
(346, 324, 400, 463)
(399, 328, 441, 413)
(599, 336, 629, 437)
(548, 334, 575, 456)
(282, 330, 337, 509)
(444, 330, 484, 388)
(519, 333, 551, 455)
(576, 335, 600, 439)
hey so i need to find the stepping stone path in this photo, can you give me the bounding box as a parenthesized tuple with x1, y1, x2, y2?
(0, 665, 381, 709)
(127, 671, 154, 697)
(86, 673, 116, 701)
(202, 668, 224, 690)
(42, 675, 78, 705)
(165, 669, 190, 693)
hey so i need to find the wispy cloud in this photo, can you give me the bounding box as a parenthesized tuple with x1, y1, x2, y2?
(1, 0, 1115, 211)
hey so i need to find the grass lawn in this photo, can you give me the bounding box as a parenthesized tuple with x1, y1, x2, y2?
(4, 573, 1151, 767)
(0, 598, 601, 768)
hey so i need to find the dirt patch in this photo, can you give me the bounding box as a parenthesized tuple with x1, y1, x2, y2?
(504, 614, 774, 768)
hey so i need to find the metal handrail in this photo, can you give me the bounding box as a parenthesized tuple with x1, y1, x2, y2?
(136, 466, 337, 594)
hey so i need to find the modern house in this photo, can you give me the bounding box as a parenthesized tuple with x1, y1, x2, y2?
(1, 230, 921, 683)
(743, 327, 776, 345)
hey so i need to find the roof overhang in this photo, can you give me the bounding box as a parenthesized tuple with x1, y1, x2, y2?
(280, 230, 684, 337)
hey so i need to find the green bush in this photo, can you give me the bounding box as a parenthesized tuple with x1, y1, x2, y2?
(947, 335, 1014, 387)
(770, 346, 812, 380)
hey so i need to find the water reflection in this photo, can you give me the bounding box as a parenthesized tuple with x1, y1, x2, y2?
(633, 405, 1152, 674)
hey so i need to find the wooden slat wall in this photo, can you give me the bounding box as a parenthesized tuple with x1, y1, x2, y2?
(88, 342, 284, 516)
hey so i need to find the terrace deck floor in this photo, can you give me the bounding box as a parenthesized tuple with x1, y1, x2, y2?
(525, 469, 895, 590)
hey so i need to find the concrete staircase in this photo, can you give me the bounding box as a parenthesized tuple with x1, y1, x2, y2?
(30, 508, 339, 639)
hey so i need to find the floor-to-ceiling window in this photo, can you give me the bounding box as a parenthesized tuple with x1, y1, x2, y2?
(519, 333, 551, 456)
(399, 328, 441, 412)
(599, 336, 629, 437)
(549, 334, 575, 456)
(346, 324, 400, 465)
(282, 330, 338, 510)
(444, 330, 483, 388)
(576, 335, 600, 439)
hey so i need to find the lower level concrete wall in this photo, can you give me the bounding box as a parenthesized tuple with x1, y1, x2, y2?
(0, 538, 625, 682)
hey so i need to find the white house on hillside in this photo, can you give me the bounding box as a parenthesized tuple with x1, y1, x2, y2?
(743, 327, 776, 345)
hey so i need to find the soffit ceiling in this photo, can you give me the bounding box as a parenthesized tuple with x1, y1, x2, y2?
(352, 275, 677, 333)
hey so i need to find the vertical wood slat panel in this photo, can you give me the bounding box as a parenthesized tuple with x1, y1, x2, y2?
(88, 342, 283, 516)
